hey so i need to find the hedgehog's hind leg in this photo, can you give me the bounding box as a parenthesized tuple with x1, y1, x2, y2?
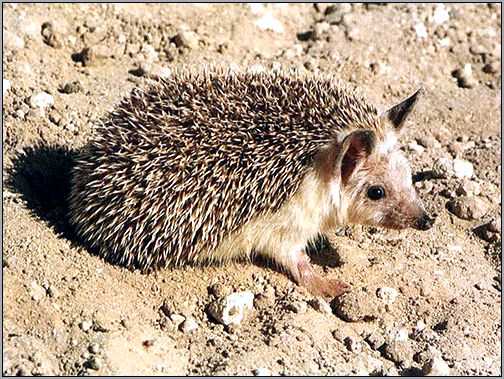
(288, 250, 348, 299)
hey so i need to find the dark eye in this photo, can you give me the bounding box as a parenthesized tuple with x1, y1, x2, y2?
(367, 186, 385, 200)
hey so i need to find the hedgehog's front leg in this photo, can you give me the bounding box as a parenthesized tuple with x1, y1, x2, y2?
(288, 251, 348, 299)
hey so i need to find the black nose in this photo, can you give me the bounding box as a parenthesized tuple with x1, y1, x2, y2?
(417, 214, 435, 231)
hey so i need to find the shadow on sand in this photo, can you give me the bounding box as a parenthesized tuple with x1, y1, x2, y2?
(6, 144, 77, 240)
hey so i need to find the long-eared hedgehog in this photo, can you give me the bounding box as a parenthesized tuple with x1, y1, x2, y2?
(69, 67, 434, 298)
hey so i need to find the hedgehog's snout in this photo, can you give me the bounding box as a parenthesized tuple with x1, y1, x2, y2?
(414, 212, 435, 231)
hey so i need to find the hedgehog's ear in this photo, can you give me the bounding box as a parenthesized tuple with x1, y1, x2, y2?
(384, 88, 422, 131)
(336, 129, 376, 184)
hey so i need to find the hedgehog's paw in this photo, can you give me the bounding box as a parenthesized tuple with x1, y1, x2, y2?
(289, 251, 348, 300)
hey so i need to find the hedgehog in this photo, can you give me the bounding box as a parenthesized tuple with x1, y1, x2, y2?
(69, 67, 434, 298)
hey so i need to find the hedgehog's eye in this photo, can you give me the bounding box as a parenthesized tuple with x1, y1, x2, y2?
(367, 185, 385, 200)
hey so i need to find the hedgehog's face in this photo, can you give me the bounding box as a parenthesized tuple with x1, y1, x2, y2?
(342, 144, 433, 231)
(333, 89, 434, 231)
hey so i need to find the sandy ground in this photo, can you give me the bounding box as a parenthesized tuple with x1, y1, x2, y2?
(2, 3, 501, 376)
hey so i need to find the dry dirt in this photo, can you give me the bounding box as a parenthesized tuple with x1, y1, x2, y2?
(2, 3, 501, 376)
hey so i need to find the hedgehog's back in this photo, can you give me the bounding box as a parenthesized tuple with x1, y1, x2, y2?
(69, 68, 381, 270)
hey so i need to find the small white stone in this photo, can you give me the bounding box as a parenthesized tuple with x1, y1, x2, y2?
(29, 281, 46, 302)
(448, 245, 463, 253)
(433, 4, 450, 25)
(28, 92, 54, 117)
(376, 286, 398, 305)
(180, 317, 198, 333)
(255, 14, 284, 33)
(415, 320, 426, 331)
(208, 290, 254, 326)
(483, 357, 493, 365)
(141, 44, 157, 61)
(252, 367, 271, 376)
(387, 328, 408, 342)
(151, 66, 172, 79)
(462, 63, 473, 77)
(67, 35, 77, 45)
(414, 23, 428, 38)
(432, 158, 454, 179)
(433, 270, 444, 278)
(14, 109, 25, 119)
(423, 357, 450, 376)
(439, 37, 451, 47)
(3, 79, 11, 96)
(170, 314, 186, 327)
(80, 320, 92, 332)
(406, 141, 425, 154)
(310, 297, 332, 315)
(453, 159, 474, 179)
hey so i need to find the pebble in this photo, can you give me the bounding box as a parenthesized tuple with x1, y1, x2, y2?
(344, 336, 362, 353)
(255, 14, 284, 33)
(416, 136, 441, 149)
(86, 357, 100, 370)
(3, 79, 11, 96)
(415, 320, 426, 332)
(456, 179, 481, 196)
(475, 282, 485, 290)
(469, 44, 486, 56)
(48, 110, 62, 126)
(80, 320, 93, 332)
(376, 286, 398, 305)
(283, 44, 303, 59)
(483, 61, 499, 74)
(140, 43, 157, 61)
(432, 157, 454, 179)
(382, 340, 413, 364)
(433, 4, 450, 24)
(4, 30, 25, 50)
(14, 109, 26, 119)
(414, 23, 428, 38)
(309, 297, 332, 315)
(41, 21, 62, 48)
(16, 365, 29, 376)
(422, 357, 450, 376)
(312, 22, 330, 39)
(285, 300, 307, 314)
(179, 317, 199, 333)
(453, 63, 477, 88)
(150, 65, 172, 79)
(47, 285, 60, 299)
(172, 31, 199, 49)
(406, 141, 425, 154)
(74, 46, 108, 67)
(252, 367, 272, 376)
(29, 281, 46, 302)
(453, 159, 474, 179)
(324, 4, 351, 25)
(132, 61, 151, 77)
(170, 314, 186, 328)
(333, 288, 381, 322)
(88, 343, 100, 354)
(365, 331, 385, 350)
(28, 92, 54, 117)
(60, 81, 82, 94)
(448, 196, 488, 220)
(487, 220, 500, 234)
(208, 290, 254, 326)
